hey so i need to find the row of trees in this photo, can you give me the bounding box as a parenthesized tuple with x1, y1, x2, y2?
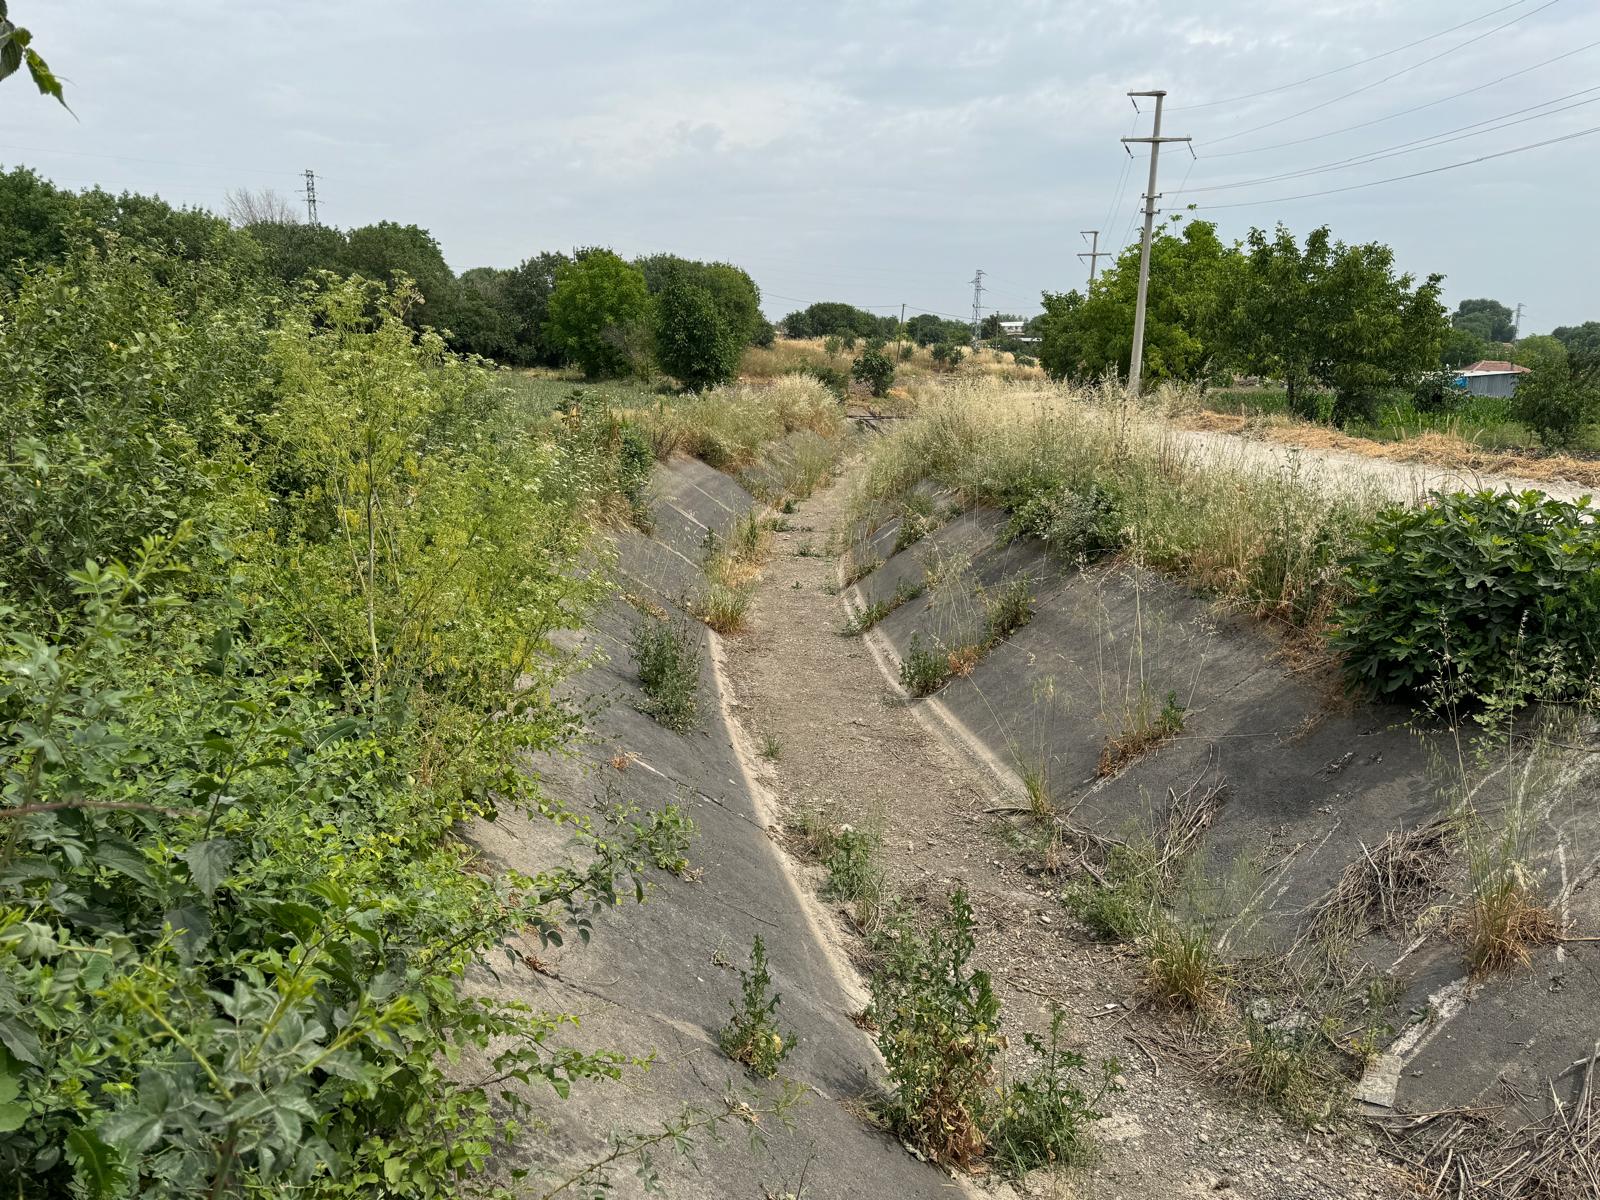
(0, 170, 770, 387)
(1037, 216, 1597, 441)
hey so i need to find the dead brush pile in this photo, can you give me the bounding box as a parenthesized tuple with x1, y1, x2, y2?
(1383, 1044, 1600, 1198)
(1305, 820, 1455, 946)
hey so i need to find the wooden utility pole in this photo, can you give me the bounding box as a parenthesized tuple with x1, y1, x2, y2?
(1078, 230, 1109, 287)
(1122, 91, 1188, 395)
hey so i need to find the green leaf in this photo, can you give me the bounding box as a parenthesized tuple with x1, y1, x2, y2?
(67, 1127, 123, 1198)
(100, 1107, 164, 1153)
(0, 1017, 41, 1066)
(0, 1101, 27, 1133)
(182, 836, 234, 897)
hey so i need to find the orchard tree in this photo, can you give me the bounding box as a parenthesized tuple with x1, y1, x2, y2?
(547, 249, 654, 378)
(1041, 218, 1237, 384)
(1514, 355, 1600, 449)
(851, 345, 895, 396)
(654, 279, 741, 389)
(1218, 224, 1447, 422)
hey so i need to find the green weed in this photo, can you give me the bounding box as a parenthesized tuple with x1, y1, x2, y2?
(719, 936, 797, 1080)
(632, 617, 702, 731)
(898, 634, 951, 696)
(990, 1007, 1118, 1177)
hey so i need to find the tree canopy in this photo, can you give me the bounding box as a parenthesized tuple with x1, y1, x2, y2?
(547, 250, 654, 378)
(780, 301, 894, 340)
(1451, 297, 1516, 343)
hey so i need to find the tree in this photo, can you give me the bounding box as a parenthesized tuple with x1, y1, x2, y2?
(225, 188, 299, 227)
(450, 266, 518, 361)
(499, 250, 572, 366)
(1513, 333, 1569, 372)
(1217, 224, 1447, 422)
(244, 220, 350, 287)
(654, 279, 740, 389)
(1513, 355, 1600, 449)
(780, 301, 892, 340)
(547, 250, 654, 378)
(1042, 218, 1237, 385)
(1451, 298, 1516, 343)
(1441, 325, 1488, 369)
(0, 166, 79, 288)
(343, 221, 459, 331)
(636, 254, 763, 346)
(1035, 290, 1084, 381)
(0, 2, 66, 106)
(1552, 321, 1600, 362)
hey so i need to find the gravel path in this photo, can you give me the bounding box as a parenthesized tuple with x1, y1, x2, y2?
(718, 463, 1414, 1200)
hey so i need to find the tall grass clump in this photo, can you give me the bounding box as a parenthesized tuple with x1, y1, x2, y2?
(855, 379, 1381, 631)
(642, 375, 845, 470)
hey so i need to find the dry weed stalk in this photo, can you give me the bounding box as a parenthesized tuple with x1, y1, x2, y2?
(1305, 820, 1454, 946)
(1384, 1043, 1600, 1199)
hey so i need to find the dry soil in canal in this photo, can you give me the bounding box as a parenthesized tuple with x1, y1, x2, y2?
(718, 460, 1412, 1200)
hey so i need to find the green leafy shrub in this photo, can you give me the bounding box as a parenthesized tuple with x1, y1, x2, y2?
(631, 617, 702, 730)
(868, 890, 1002, 1169)
(0, 251, 678, 1197)
(1331, 490, 1600, 703)
(930, 342, 965, 371)
(899, 634, 950, 696)
(989, 1008, 1117, 1177)
(851, 346, 896, 397)
(781, 364, 848, 402)
(984, 575, 1034, 642)
(718, 936, 797, 1079)
(1004, 483, 1122, 560)
(822, 335, 843, 356)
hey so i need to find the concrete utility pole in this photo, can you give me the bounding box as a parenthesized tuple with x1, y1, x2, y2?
(302, 168, 320, 225)
(1513, 301, 1525, 343)
(1122, 91, 1189, 395)
(1078, 230, 1109, 287)
(899, 302, 907, 358)
(969, 269, 985, 346)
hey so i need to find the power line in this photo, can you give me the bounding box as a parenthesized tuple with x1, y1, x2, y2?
(1187, 121, 1600, 210)
(1171, 0, 1536, 111)
(1177, 86, 1600, 195)
(1204, 36, 1600, 159)
(1200, 0, 1562, 149)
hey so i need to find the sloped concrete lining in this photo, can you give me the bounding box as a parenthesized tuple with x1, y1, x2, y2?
(849, 503, 1600, 1126)
(460, 458, 961, 1198)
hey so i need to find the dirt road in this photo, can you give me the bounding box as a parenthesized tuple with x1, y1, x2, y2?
(720, 463, 1412, 1200)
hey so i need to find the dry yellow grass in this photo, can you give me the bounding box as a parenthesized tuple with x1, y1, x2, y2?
(1175, 409, 1600, 490)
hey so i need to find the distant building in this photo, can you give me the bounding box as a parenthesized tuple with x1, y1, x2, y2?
(998, 320, 1025, 337)
(1454, 359, 1530, 398)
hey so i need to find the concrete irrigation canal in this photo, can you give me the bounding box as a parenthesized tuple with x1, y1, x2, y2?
(474, 445, 1600, 1199)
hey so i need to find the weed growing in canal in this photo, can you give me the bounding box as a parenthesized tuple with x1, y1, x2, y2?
(632, 617, 701, 731)
(719, 935, 797, 1079)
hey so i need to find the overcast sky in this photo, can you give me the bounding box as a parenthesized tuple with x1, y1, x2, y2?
(4, 1, 1598, 330)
